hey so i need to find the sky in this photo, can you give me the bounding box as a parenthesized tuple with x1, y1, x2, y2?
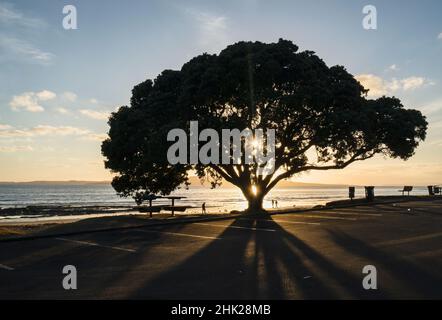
(0, 0, 441, 185)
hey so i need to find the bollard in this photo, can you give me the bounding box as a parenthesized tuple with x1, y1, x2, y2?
(349, 187, 355, 201)
(427, 186, 434, 196)
(364, 186, 375, 202)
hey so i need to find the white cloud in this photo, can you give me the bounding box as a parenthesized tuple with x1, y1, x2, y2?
(0, 124, 12, 130)
(0, 124, 105, 145)
(9, 90, 56, 112)
(187, 9, 229, 53)
(387, 64, 399, 71)
(0, 125, 91, 138)
(0, 36, 54, 65)
(10, 92, 44, 112)
(89, 98, 99, 104)
(0, 145, 33, 153)
(438, 32, 442, 40)
(401, 76, 426, 91)
(356, 74, 433, 97)
(55, 107, 70, 114)
(36, 90, 56, 101)
(79, 109, 110, 120)
(29, 125, 90, 136)
(356, 74, 388, 96)
(81, 133, 108, 142)
(62, 91, 77, 102)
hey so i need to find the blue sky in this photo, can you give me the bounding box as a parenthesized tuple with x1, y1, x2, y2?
(0, 0, 441, 184)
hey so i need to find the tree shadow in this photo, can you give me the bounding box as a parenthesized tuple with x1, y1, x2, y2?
(6, 214, 439, 299)
(127, 216, 382, 299)
(0, 222, 191, 299)
(327, 229, 442, 299)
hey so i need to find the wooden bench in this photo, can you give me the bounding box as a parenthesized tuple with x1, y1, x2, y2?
(398, 186, 413, 196)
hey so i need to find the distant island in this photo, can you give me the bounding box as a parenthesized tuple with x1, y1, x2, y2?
(0, 178, 346, 188)
(0, 180, 111, 185)
(0, 178, 426, 188)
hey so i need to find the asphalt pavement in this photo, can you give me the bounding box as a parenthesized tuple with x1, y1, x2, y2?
(0, 199, 441, 299)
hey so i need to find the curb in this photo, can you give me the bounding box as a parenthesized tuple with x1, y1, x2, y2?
(323, 196, 441, 211)
(0, 214, 242, 243)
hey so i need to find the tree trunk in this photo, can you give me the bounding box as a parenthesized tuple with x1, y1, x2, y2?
(247, 197, 264, 213)
(243, 191, 266, 214)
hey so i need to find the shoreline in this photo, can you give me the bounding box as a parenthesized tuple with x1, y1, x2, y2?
(1, 195, 440, 239)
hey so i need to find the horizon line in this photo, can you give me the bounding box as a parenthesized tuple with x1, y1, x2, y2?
(0, 180, 439, 188)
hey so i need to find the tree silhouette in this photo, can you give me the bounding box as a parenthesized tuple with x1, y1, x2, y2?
(102, 39, 427, 213)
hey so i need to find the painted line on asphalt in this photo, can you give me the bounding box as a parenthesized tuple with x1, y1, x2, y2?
(287, 214, 357, 221)
(194, 222, 276, 232)
(56, 237, 136, 253)
(272, 219, 321, 226)
(0, 263, 14, 271)
(240, 218, 320, 226)
(410, 248, 442, 258)
(377, 232, 442, 247)
(138, 230, 222, 240)
(243, 215, 356, 222)
(324, 211, 382, 217)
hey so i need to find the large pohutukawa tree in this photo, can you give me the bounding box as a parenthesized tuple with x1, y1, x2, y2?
(101, 39, 427, 213)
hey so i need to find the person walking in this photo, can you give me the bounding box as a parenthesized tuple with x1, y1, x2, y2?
(202, 202, 207, 215)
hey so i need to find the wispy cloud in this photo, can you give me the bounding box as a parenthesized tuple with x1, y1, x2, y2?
(0, 2, 45, 28)
(186, 9, 229, 53)
(62, 91, 77, 102)
(79, 109, 110, 120)
(9, 90, 56, 112)
(419, 99, 442, 115)
(356, 74, 434, 97)
(0, 3, 52, 65)
(0, 124, 105, 144)
(0, 124, 12, 130)
(55, 107, 70, 115)
(81, 133, 108, 142)
(438, 32, 442, 40)
(0, 125, 90, 138)
(0, 35, 55, 65)
(0, 145, 33, 153)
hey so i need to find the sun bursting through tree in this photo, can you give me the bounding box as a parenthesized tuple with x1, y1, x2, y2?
(101, 39, 427, 213)
(166, 121, 276, 175)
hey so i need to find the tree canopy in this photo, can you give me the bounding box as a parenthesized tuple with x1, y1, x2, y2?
(101, 39, 427, 212)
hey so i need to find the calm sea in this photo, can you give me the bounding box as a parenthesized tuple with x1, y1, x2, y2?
(0, 183, 430, 216)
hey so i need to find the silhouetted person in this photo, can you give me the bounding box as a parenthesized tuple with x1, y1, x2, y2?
(275, 200, 279, 208)
(202, 202, 207, 215)
(271, 200, 275, 208)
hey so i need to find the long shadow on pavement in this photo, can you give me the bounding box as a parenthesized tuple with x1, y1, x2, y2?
(129, 216, 383, 299)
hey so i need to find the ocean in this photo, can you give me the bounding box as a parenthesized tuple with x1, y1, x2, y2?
(0, 183, 431, 218)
